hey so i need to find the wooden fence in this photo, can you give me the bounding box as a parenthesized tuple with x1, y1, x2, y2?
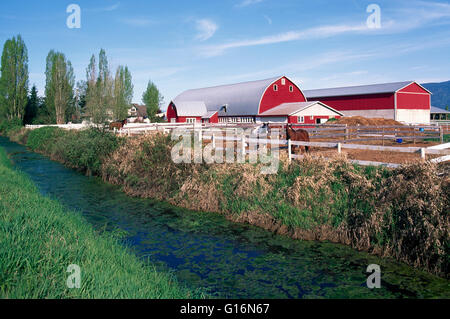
(118, 122, 445, 144)
(200, 133, 450, 167)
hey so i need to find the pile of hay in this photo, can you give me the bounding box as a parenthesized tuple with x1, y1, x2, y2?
(334, 116, 404, 126)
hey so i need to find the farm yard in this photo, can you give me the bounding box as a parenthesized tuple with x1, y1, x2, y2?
(48, 116, 446, 167)
(2, 0, 450, 303)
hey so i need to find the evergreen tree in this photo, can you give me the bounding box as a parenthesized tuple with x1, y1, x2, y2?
(24, 85, 39, 124)
(142, 80, 164, 120)
(75, 80, 87, 121)
(0, 35, 29, 122)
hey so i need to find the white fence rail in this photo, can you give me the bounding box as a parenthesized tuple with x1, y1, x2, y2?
(25, 123, 93, 130)
(200, 133, 450, 166)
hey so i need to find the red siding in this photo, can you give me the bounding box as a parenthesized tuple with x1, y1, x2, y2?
(396, 92, 430, 110)
(398, 82, 429, 94)
(309, 93, 395, 111)
(396, 83, 431, 110)
(167, 103, 204, 123)
(210, 112, 219, 123)
(202, 112, 219, 123)
(167, 103, 177, 122)
(259, 77, 306, 114)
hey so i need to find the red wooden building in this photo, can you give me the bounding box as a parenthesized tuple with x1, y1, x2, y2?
(304, 81, 431, 124)
(167, 76, 342, 124)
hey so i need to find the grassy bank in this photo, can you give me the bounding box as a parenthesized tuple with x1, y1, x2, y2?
(0, 146, 203, 298)
(5, 126, 450, 278)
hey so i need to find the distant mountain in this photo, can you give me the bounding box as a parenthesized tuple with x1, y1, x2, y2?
(422, 80, 450, 109)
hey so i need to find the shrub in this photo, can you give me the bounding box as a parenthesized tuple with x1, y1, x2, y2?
(59, 129, 123, 176)
(26, 127, 123, 176)
(0, 118, 23, 135)
(26, 127, 65, 151)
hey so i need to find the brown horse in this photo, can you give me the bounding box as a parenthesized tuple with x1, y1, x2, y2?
(109, 119, 127, 131)
(286, 125, 310, 154)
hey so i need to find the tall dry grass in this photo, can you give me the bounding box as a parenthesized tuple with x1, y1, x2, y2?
(102, 134, 449, 277)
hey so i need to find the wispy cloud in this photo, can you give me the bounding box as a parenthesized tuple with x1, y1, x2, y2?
(263, 15, 272, 25)
(120, 17, 154, 27)
(104, 2, 120, 11)
(236, 0, 264, 8)
(366, 0, 450, 35)
(200, 24, 368, 57)
(200, 1, 450, 57)
(217, 51, 375, 84)
(86, 2, 120, 13)
(195, 19, 218, 41)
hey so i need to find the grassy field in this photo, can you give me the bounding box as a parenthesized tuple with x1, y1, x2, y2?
(0, 147, 203, 299)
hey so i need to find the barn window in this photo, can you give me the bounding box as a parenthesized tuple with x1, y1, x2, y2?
(273, 84, 278, 91)
(298, 116, 304, 123)
(186, 118, 196, 123)
(281, 78, 286, 85)
(289, 85, 294, 92)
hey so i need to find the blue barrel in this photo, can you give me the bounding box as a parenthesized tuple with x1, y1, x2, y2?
(419, 128, 425, 132)
(396, 138, 403, 144)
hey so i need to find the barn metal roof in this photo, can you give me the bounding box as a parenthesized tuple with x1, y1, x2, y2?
(202, 110, 219, 119)
(259, 101, 344, 116)
(303, 81, 427, 98)
(431, 106, 450, 114)
(173, 101, 207, 117)
(172, 76, 282, 117)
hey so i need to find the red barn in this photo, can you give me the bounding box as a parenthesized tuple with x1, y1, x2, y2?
(167, 76, 342, 124)
(304, 81, 431, 124)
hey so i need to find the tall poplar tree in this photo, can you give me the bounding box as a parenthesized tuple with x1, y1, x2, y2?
(113, 66, 133, 121)
(45, 50, 75, 124)
(0, 35, 29, 122)
(85, 49, 114, 124)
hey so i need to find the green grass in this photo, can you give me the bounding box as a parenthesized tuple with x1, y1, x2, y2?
(424, 134, 450, 143)
(0, 147, 204, 299)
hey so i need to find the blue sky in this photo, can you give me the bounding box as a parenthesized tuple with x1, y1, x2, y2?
(1, 0, 450, 109)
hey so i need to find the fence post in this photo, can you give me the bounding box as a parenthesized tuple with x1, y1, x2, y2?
(288, 139, 292, 163)
(337, 143, 342, 154)
(440, 126, 444, 144)
(421, 148, 426, 160)
(241, 135, 246, 157)
(212, 134, 216, 149)
(344, 125, 349, 143)
(128, 128, 130, 137)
